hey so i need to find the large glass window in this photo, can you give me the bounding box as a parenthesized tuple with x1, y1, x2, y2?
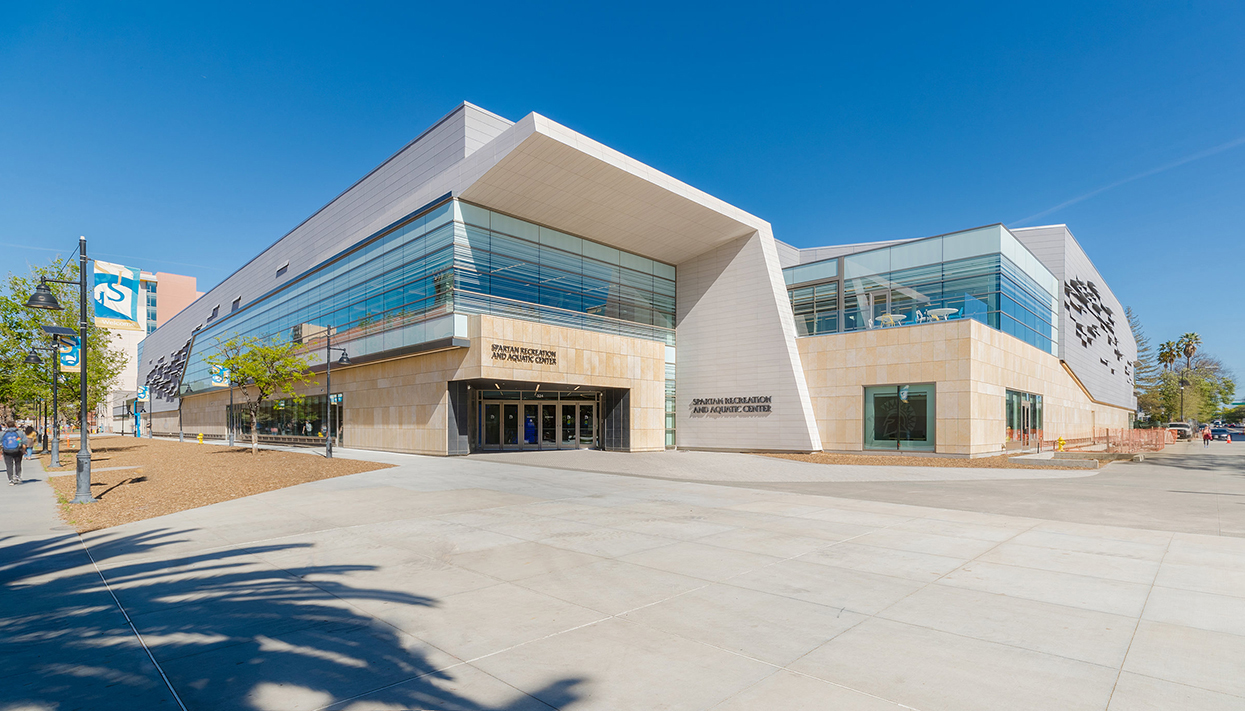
(863, 383, 936, 451)
(790, 282, 839, 336)
(227, 393, 344, 445)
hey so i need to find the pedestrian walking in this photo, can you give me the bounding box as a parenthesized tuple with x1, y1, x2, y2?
(2, 420, 25, 485)
(1202, 426, 1212, 448)
(23, 425, 36, 460)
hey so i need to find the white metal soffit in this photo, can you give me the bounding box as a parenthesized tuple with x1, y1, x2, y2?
(459, 118, 764, 265)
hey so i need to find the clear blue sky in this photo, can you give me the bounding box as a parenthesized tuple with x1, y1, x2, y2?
(3, 2, 1242, 394)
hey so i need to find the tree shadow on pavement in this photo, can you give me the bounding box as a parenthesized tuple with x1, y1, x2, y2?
(0, 529, 584, 710)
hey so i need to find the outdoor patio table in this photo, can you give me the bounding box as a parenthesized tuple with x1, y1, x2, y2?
(928, 307, 958, 320)
(877, 314, 906, 327)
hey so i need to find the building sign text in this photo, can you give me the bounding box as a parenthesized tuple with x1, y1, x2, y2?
(690, 396, 772, 415)
(491, 343, 558, 365)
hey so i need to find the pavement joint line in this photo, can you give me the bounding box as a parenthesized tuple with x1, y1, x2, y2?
(459, 511, 932, 710)
(77, 534, 189, 711)
(1118, 671, 1245, 702)
(304, 502, 932, 711)
(1104, 533, 1174, 708)
(770, 515, 1135, 691)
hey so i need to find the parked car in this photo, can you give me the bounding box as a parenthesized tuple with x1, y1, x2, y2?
(1166, 422, 1193, 440)
(1211, 428, 1231, 441)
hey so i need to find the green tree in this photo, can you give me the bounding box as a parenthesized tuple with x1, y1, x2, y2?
(1157, 341, 1178, 371)
(1177, 332, 1201, 373)
(1125, 307, 1159, 418)
(0, 258, 126, 426)
(206, 334, 314, 454)
(1222, 404, 1245, 425)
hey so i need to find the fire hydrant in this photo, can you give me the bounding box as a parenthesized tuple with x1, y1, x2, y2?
(1056, 436, 1066, 452)
(197, 433, 204, 444)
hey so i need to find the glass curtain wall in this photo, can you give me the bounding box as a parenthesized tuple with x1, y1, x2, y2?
(454, 202, 676, 332)
(784, 225, 1059, 354)
(177, 197, 678, 446)
(181, 199, 676, 391)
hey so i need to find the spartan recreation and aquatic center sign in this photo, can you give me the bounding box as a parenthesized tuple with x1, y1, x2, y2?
(491, 343, 558, 365)
(690, 396, 773, 415)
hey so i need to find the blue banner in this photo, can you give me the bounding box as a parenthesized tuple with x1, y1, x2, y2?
(58, 337, 81, 373)
(93, 260, 142, 331)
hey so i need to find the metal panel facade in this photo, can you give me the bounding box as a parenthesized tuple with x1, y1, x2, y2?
(1013, 225, 1137, 410)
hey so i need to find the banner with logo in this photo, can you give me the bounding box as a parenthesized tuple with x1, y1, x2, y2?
(93, 260, 142, 331)
(58, 337, 81, 373)
(210, 366, 230, 388)
(137, 386, 149, 401)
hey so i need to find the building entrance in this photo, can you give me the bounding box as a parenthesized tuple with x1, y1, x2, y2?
(475, 388, 600, 451)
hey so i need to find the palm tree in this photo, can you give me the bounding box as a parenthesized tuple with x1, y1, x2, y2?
(1158, 341, 1178, 371)
(1174, 333, 1201, 422)
(1178, 332, 1201, 372)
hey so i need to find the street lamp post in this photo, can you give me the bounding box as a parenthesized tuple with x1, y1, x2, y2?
(25, 236, 95, 503)
(322, 327, 350, 459)
(228, 380, 235, 447)
(23, 341, 61, 466)
(1180, 376, 1189, 423)
(178, 384, 197, 443)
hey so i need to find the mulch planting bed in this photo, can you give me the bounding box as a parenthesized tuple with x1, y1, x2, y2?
(764, 451, 1086, 470)
(37, 437, 392, 533)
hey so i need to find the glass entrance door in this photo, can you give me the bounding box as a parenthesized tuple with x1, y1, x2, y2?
(578, 404, 595, 449)
(503, 404, 518, 446)
(476, 393, 601, 451)
(1005, 390, 1044, 450)
(561, 404, 577, 447)
(541, 404, 557, 447)
(483, 403, 500, 447)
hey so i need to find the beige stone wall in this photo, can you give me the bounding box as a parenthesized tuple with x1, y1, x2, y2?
(174, 314, 665, 455)
(798, 319, 1133, 456)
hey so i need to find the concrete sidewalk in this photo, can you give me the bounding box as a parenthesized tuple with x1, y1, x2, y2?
(475, 448, 1100, 483)
(0, 458, 179, 709)
(0, 448, 1235, 710)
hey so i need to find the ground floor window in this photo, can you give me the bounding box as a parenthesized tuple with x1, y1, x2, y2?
(227, 392, 344, 445)
(863, 383, 936, 451)
(1005, 389, 1043, 449)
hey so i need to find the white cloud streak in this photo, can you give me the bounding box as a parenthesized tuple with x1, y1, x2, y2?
(1011, 135, 1245, 226)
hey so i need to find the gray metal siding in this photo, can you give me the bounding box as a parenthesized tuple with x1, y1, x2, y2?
(1014, 225, 1137, 410)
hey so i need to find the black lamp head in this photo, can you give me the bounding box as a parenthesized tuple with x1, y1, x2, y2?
(23, 350, 42, 365)
(337, 351, 352, 366)
(25, 281, 63, 311)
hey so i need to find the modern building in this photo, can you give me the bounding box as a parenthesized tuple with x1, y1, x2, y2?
(138, 103, 1136, 456)
(105, 270, 200, 433)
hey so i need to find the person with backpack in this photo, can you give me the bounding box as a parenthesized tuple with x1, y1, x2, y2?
(2, 421, 25, 485)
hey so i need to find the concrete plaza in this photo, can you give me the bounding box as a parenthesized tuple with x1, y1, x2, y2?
(2, 444, 1243, 710)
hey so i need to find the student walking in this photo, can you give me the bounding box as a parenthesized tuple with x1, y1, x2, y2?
(1203, 426, 1213, 448)
(2, 421, 25, 485)
(23, 425, 36, 460)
